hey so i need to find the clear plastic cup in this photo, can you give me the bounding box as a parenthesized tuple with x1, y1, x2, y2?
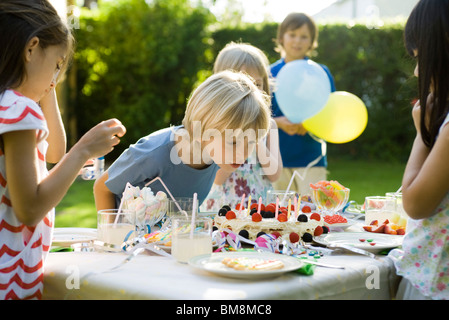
(364, 196, 396, 225)
(97, 209, 136, 249)
(171, 217, 212, 263)
(266, 190, 297, 208)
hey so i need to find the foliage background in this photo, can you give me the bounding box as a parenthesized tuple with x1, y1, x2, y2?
(70, 0, 214, 160)
(68, 0, 417, 163)
(211, 23, 417, 161)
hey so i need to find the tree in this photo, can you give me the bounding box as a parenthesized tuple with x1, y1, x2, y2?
(71, 0, 214, 159)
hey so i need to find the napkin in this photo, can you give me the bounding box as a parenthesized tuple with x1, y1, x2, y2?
(295, 261, 316, 275)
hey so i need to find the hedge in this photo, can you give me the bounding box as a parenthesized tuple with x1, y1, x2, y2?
(211, 22, 417, 162)
(69, 0, 214, 160)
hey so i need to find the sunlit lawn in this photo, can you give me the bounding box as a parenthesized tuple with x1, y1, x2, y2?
(327, 159, 405, 204)
(55, 179, 96, 228)
(54, 159, 406, 229)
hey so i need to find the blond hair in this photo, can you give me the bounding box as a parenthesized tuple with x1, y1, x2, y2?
(182, 70, 271, 139)
(214, 42, 271, 95)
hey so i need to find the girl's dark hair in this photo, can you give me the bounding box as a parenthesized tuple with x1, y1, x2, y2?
(0, 0, 74, 94)
(405, 0, 449, 148)
(275, 12, 318, 56)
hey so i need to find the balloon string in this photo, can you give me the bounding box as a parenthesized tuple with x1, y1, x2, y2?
(281, 134, 326, 204)
(302, 132, 326, 182)
(308, 132, 327, 158)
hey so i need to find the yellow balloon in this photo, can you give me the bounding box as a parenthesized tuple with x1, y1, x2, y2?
(303, 91, 368, 144)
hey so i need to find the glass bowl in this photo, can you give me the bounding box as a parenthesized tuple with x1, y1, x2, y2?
(310, 181, 350, 216)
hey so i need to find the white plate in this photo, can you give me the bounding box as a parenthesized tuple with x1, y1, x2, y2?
(52, 228, 97, 246)
(188, 251, 303, 279)
(314, 232, 403, 253)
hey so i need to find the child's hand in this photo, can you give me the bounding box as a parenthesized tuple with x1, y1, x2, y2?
(39, 86, 57, 106)
(412, 93, 433, 134)
(76, 119, 126, 159)
(295, 123, 308, 136)
(276, 116, 304, 135)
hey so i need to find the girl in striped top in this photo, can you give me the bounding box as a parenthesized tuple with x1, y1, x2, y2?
(0, 0, 126, 299)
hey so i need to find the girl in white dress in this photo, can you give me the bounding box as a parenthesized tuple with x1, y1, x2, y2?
(389, 0, 449, 300)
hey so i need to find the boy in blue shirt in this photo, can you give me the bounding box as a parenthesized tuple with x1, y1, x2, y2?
(271, 13, 336, 196)
(94, 70, 272, 210)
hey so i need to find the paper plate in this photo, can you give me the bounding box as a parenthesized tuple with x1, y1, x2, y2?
(52, 228, 97, 247)
(188, 251, 303, 279)
(314, 232, 403, 254)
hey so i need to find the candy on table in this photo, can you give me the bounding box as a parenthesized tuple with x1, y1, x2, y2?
(144, 191, 167, 219)
(310, 180, 347, 192)
(310, 180, 349, 210)
(144, 229, 172, 246)
(144, 230, 171, 246)
(144, 223, 198, 247)
(122, 185, 168, 224)
(323, 215, 348, 224)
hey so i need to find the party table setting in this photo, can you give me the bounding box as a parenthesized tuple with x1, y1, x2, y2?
(43, 177, 405, 300)
(42, 62, 404, 300)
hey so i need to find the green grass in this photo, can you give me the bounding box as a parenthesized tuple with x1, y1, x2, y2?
(54, 159, 406, 228)
(55, 179, 97, 228)
(327, 159, 405, 204)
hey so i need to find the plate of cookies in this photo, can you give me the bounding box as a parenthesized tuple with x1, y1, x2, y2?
(188, 251, 304, 279)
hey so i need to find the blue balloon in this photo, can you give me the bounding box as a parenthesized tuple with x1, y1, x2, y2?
(275, 60, 331, 124)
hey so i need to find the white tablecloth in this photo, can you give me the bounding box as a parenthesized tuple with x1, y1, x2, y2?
(43, 249, 400, 300)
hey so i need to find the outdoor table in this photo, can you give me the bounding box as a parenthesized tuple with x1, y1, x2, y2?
(42, 241, 400, 300)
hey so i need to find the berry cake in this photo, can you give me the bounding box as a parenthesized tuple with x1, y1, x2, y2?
(214, 203, 328, 243)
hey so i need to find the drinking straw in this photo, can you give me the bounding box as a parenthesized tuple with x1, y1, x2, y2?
(275, 197, 279, 219)
(145, 177, 187, 218)
(281, 136, 325, 203)
(190, 193, 197, 239)
(247, 195, 252, 216)
(287, 199, 291, 220)
(281, 170, 303, 204)
(257, 197, 262, 214)
(114, 182, 133, 226)
(395, 186, 402, 195)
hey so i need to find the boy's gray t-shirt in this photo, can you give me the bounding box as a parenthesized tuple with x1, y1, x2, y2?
(106, 126, 219, 207)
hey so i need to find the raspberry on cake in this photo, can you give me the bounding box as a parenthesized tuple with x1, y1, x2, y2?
(214, 204, 325, 243)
